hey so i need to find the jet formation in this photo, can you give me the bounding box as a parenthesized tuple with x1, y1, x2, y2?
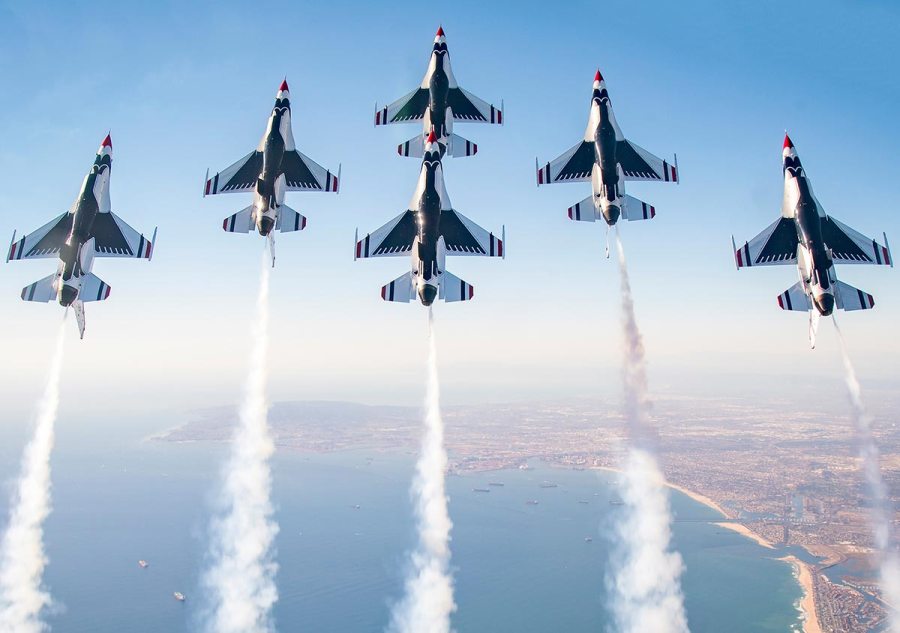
(733, 135, 893, 347)
(359, 27, 504, 305)
(537, 70, 679, 255)
(6, 135, 156, 338)
(203, 80, 340, 266)
(3, 28, 893, 341)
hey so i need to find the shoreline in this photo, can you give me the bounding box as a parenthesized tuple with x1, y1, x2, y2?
(780, 555, 823, 633)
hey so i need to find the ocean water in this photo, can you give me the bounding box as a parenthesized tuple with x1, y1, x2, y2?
(0, 415, 803, 632)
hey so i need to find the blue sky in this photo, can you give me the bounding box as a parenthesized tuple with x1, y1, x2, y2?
(0, 0, 898, 416)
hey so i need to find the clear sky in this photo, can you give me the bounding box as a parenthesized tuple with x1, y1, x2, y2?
(0, 0, 898, 416)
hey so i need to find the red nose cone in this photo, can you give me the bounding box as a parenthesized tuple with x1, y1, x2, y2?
(594, 69, 603, 82)
(101, 134, 112, 149)
(427, 130, 437, 144)
(783, 134, 793, 149)
(436, 26, 444, 37)
(279, 79, 289, 92)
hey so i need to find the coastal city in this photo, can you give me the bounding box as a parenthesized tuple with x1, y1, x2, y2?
(161, 392, 900, 632)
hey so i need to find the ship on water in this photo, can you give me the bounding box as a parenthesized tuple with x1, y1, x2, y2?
(138, 560, 149, 568)
(525, 500, 539, 505)
(173, 592, 185, 602)
(473, 488, 491, 493)
(488, 482, 505, 487)
(539, 482, 558, 488)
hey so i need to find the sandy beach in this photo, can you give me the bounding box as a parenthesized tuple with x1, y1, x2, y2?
(712, 521, 775, 549)
(780, 555, 822, 633)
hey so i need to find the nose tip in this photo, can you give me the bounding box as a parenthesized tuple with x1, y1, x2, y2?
(419, 284, 438, 306)
(815, 293, 835, 316)
(258, 216, 275, 237)
(59, 285, 78, 307)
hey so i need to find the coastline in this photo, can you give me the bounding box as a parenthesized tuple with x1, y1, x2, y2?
(780, 555, 822, 633)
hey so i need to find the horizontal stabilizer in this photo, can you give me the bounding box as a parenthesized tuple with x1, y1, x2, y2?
(621, 194, 656, 221)
(441, 271, 474, 302)
(223, 206, 255, 233)
(776, 281, 811, 311)
(381, 272, 415, 302)
(20, 274, 58, 302)
(567, 196, 597, 222)
(80, 273, 112, 303)
(835, 280, 875, 311)
(397, 133, 478, 158)
(276, 205, 307, 233)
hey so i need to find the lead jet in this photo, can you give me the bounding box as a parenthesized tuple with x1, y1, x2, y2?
(355, 131, 504, 306)
(6, 135, 156, 339)
(733, 135, 893, 347)
(536, 70, 679, 254)
(375, 26, 503, 159)
(203, 80, 339, 266)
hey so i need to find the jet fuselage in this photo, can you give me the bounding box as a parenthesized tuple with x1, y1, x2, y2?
(58, 150, 111, 306)
(588, 82, 623, 226)
(412, 151, 446, 306)
(255, 93, 292, 236)
(426, 44, 451, 141)
(785, 154, 835, 315)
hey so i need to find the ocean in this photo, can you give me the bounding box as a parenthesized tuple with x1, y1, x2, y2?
(0, 414, 804, 632)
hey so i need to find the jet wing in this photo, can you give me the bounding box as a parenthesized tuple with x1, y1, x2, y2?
(281, 150, 339, 192)
(821, 217, 893, 266)
(205, 151, 263, 195)
(447, 88, 503, 124)
(537, 141, 594, 185)
(375, 88, 430, 125)
(91, 213, 155, 258)
(617, 140, 679, 182)
(440, 209, 504, 257)
(355, 211, 417, 258)
(8, 213, 73, 261)
(734, 217, 799, 268)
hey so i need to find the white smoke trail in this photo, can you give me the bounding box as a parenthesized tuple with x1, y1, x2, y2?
(0, 319, 66, 633)
(833, 317, 900, 631)
(608, 233, 689, 633)
(203, 252, 278, 633)
(388, 307, 456, 633)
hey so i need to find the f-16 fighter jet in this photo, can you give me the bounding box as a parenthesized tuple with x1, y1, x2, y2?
(355, 131, 504, 306)
(536, 70, 679, 254)
(203, 80, 339, 266)
(6, 135, 156, 339)
(375, 26, 503, 159)
(733, 135, 893, 347)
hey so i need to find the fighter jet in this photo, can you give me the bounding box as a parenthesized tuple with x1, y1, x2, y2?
(355, 131, 504, 306)
(203, 80, 339, 266)
(733, 134, 893, 347)
(375, 26, 503, 159)
(6, 135, 156, 339)
(536, 70, 679, 253)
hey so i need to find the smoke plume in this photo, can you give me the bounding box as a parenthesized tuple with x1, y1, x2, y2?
(0, 320, 66, 633)
(203, 253, 279, 633)
(608, 234, 689, 633)
(833, 317, 900, 631)
(388, 307, 456, 633)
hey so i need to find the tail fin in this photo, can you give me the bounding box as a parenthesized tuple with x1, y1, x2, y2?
(621, 194, 657, 221)
(79, 273, 112, 303)
(441, 271, 474, 302)
(397, 133, 478, 158)
(21, 274, 58, 302)
(834, 280, 875, 311)
(223, 205, 256, 233)
(381, 272, 415, 302)
(275, 205, 307, 233)
(777, 281, 812, 311)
